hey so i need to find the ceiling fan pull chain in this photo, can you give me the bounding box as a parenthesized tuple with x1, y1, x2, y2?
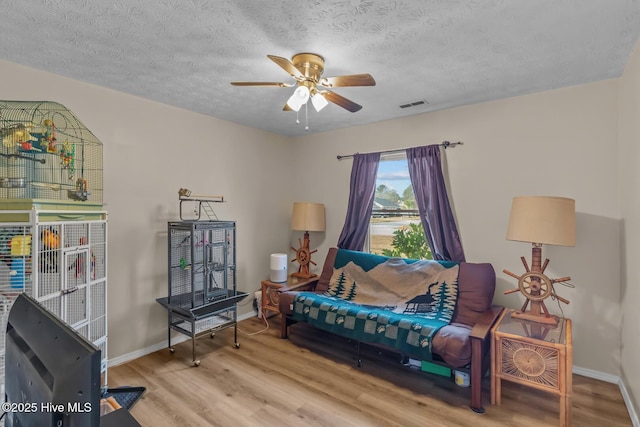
(296, 109, 300, 124)
(305, 101, 309, 131)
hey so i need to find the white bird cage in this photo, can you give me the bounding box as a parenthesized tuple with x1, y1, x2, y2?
(0, 101, 108, 399)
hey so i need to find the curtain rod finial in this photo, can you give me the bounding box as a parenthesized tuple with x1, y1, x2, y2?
(442, 141, 463, 149)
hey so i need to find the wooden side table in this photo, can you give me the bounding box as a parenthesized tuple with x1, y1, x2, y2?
(260, 276, 317, 323)
(491, 309, 572, 426)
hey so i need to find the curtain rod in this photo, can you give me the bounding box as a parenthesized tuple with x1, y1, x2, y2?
(336, 141, 463, 160)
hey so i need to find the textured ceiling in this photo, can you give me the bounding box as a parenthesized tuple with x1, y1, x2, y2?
(1, 1, 639, 137)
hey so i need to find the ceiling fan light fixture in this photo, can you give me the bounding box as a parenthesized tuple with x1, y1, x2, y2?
(311, 92, 329, 112)
(286, 86, 310, 112)
(232, 52, 374, 115)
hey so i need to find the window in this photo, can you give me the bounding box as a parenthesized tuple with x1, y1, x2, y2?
(367, 154, 433, 259)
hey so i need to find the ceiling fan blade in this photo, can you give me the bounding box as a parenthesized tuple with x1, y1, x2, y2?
(320, 74, 376, 87)
(230, 81, 293, 87)
(267, 55, 304, 79)
(283, 103, 293, 111)
(323, 91, 363, 112)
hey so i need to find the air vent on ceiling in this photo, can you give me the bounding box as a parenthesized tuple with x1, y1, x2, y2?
(399, 99, 428, 109)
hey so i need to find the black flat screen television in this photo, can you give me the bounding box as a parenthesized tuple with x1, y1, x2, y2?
(3, 293, 101, 427)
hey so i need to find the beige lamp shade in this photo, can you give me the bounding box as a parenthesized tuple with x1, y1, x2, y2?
(506, 196, 575, 246)
(291, 202, 326, 232)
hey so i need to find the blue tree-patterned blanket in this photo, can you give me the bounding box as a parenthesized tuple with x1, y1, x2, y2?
(292, 249, 459, 360)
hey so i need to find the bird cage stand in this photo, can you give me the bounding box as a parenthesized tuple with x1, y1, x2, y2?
(156, 194, 247, 366)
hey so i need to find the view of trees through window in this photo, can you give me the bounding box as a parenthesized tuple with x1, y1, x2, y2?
(368, 156, 433, 260)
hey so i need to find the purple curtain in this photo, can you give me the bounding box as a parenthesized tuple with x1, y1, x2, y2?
(337, 152, 380, 250)
(406, 145, 465, 262)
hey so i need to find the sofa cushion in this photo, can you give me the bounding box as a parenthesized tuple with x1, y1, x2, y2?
(452, 263, 496, 328)
(315, 247, 337, 293)
(431, 322, 473, 368)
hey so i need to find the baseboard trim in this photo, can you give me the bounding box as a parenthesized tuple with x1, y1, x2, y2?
(107, 311, 257, 368)
(573, 365, 639, 427)
(619, 376, 640, 427)
(573, 365, 619, 383)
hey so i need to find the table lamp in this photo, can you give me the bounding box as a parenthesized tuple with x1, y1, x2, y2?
(503, 196, 575, 326)
(290, 202, 325, 279)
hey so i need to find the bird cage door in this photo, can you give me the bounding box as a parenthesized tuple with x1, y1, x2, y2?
(35, 220, 96, 331)
(63, 247, 89, 328)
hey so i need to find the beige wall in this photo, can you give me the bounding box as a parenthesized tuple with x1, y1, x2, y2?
(293, 80, 622, 375)
(619, 40, 640, 417)
(0, 60, 295, 359)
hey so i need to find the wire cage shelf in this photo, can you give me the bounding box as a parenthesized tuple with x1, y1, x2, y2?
(0, 100, 103, 205)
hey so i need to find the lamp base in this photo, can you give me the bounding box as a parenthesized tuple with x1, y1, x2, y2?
(511, 310, 559, 327)
(503, 245, 570, 330)
(290, 231, 318, 279)
(290, 272, 318, 280)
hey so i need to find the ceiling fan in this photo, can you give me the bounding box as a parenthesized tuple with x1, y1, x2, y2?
(231, 53, 376, 113)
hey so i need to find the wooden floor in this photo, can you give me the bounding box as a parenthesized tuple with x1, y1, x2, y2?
(108, 316, 633, 427)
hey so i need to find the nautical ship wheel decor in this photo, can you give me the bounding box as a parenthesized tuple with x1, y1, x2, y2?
(503, 247, 572, 327)
(503, 196, 576, 327)
(295, 245, 311, 266)
(517, 271, 553, 301)
(290, 232, 318, 279)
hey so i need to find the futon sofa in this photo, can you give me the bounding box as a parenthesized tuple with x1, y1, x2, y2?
(279, 247, 503, 413)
